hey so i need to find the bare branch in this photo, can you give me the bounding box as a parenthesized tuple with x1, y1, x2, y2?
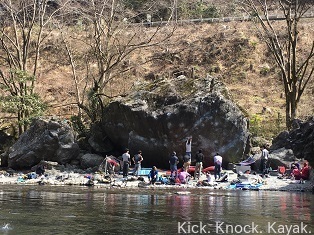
(239, 0, 314, 129)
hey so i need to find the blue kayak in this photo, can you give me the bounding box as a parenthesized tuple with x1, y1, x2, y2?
(229, 183, 263, 190)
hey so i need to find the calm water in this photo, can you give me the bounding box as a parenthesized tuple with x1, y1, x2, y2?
(0, 185, 313, 235)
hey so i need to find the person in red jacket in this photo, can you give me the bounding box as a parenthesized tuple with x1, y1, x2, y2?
(300, 162, 310, 182)
(291, 165, 301, 180)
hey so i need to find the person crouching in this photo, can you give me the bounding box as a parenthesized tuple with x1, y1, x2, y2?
(148, 166, 158, 185)
(178, 171, 191, 184)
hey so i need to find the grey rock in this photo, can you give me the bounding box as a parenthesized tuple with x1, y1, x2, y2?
(88, 126, 114, 153)
(57, 143, 80, 165)
(93, 75, 250, 168)
(7, 118, 79, 169)
(80, 153, 104, 169)
(270, 117, 314, 166)
(253, 148, 296, 171)
(270, 148, 296, 163)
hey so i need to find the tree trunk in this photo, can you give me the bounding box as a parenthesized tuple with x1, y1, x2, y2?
(285, 90, 299, 130)
(285, 94, 292, 130)
(17, 111, 23, 136)
(291, 96, 298, 127)
(240, 1, 314, 131)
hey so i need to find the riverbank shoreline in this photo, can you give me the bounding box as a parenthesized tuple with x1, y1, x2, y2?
(1, 167, 313, 193)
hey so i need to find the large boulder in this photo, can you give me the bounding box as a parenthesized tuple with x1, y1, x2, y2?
(7, 118, 80, 169)
(253, 148, 296, 171)
(94, 75, 250, 168)
(268, 148, 296, 168)
(80, 153, 104, 169)
(270, 117, 314, 167)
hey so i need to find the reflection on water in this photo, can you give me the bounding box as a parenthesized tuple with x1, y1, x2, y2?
(0, 185, 313, 234)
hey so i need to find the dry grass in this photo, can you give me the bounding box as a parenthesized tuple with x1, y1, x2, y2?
(155, 21, 313, 119)
(2, 18, 313, 139)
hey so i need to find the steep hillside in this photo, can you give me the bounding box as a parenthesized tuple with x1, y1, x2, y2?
(33, 19, 314, 140)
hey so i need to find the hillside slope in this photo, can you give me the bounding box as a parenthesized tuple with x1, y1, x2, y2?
(34, 19, 314, 140)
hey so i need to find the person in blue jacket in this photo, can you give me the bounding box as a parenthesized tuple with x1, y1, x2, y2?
(148, 166, 158, 185)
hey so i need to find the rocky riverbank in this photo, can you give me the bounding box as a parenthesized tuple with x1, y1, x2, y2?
(0, 166, 313, 193)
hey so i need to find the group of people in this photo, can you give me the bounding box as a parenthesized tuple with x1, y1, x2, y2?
(121, 148, 143, 177)
(120, 136, 224, 185)
(291, 161, 310, 183)
(163, 137, 223, 184)
(120, 139, 311, 186)
(258, 144, 311, 183)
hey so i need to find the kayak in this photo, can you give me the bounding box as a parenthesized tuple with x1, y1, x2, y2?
(229, 182, 263, 190)
(165, 165, 215, 176)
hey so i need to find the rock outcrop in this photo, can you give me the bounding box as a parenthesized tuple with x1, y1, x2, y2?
(6, 118, 80, 169)
(270, 117, 314, 167)
(93, 75, 250, 168)
(80, 153, 104, 170)
(252, 147, 296, 170)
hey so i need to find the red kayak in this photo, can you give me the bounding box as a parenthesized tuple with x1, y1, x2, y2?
(165, 165, 215, 176)
(202, 166, 215, 173)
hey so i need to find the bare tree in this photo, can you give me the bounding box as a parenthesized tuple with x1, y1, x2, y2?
(0, 0, 70, 135)
(239, 0, 314, 129)
(60, 0, 175, 124)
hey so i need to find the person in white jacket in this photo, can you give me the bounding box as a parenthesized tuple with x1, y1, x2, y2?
(214, 153, 222, 180)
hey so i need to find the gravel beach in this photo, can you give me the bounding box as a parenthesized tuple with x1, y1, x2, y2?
(0, 166, 313, 193)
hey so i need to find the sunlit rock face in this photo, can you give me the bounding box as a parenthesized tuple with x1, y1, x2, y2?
(7, 118, 79, 169)
(95, 75, 250, 168)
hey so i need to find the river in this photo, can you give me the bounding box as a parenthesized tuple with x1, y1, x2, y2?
(0, 185, 313, 235)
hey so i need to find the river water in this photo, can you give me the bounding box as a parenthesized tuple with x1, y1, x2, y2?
(0, 185, 313, 235)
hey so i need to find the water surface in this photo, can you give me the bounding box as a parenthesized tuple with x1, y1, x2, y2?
(0, 185, 313, 234)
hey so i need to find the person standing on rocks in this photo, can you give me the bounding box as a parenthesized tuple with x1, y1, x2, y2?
(214, 152, 222, 180)
(132, 150, 143, 176)
(194, 149, 204, 179)
(183, 154, 191, 172)
(259, 145, 269, 178)
(169, 151, 179, 178)
(122, 148, 131, 177)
